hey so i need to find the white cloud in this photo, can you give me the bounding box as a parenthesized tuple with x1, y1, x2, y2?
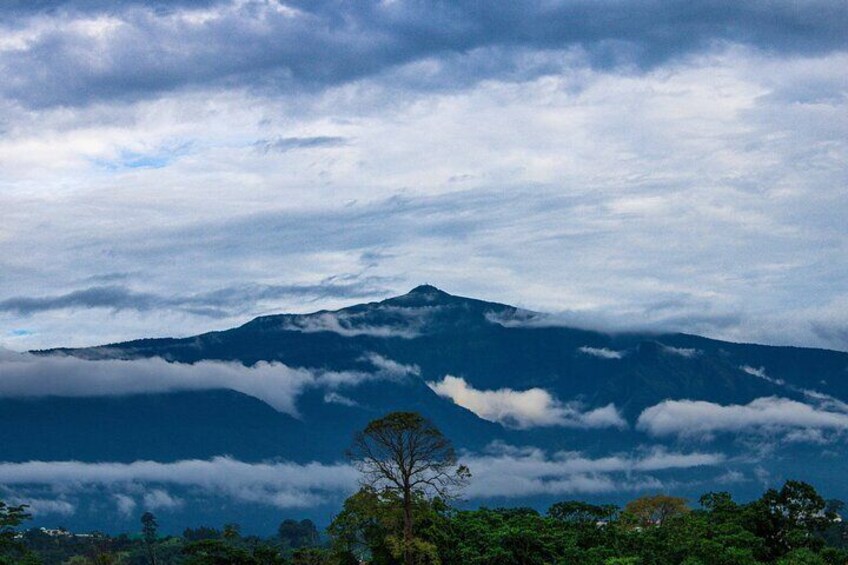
(715, 470, 746, 484)
(636, 397, 848, 440)
(0, 446, 725, 508)
(739, 366, 848, 414)
(741, 365, 766, 378)
(801, 389, 848, 413)
(578, 347, 626, 360)
(5, 496, 76, 517)
(662, 345, 700, 358)
(0, 457, 359, 510)
(323, 392, 358, 407)
(279, 312, 420, 339)
(783, 428, 830, 444)
(483, 309, 543, 328)
(360, 353, 420, 377)
(114, 494, 137, 517)
(142, 489, 183, 511)
(461, 443, 724, 498)
(0, 24, 845, 355)
(426, 375, 626, 429)
(0, 349, 403, 417)
(740, 365, 785, 386)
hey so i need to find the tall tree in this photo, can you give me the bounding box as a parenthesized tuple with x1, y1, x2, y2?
(141, 511, 158, 565)
(347, 412, 470, 565)
(623, 494, 690, 528)
(745, 480, 836, 561)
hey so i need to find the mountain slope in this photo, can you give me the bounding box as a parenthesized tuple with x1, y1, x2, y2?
(5, 285, 846, 533)
(48, 284, 846, 418)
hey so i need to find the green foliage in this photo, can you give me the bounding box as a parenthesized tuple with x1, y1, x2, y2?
(548, 501, 618, 524)
(290, 547, 331, 564)
(180, 538, 286, 564)
(326, 480, 847, 565)
(776, 548, 828, 565)
(439, 507, 563, 564)
(348, 413, 469, 565)
(140, 512, 159, 565)
(327, 486, 448, 565)
(278, 519, 319, 550)
(182, 527, 222, 542)
(181, 539, 256, 564)
(745, 480, 835, 562)
(6, 479, 848, 565)
(0, 501, 39, 564)
(140, 513, 158, 546)
(327, 486, 393, 564)
(622, 494, 690, 528)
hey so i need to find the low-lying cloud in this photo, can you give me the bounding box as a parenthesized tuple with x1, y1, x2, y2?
(0, 445, 727, 514)
(662, 346, 700, 358)
(276, 302, 447, 340)
(462, 443, 725, 498)
(636, 397, 848, 440)
(426, 375, 626, 429)
(0, 349, 406, 417)
(578, 346, 626, 360)
(0, 492, 77, 518)
(740, 365, 785, 386)
(0, 457, 359, 511)
(737, 365, 848, 415)
(142, 489, 184, 511)
(279, 312, 421, 339)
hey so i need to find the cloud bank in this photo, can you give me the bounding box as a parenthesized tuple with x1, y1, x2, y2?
(462, 443, 725, 498)
(637, 397, 848, 440)
(0, 457, 359, 510)
(1, 1, 845, 109)
(0, 349, 408, 417)
(426, 375, 626, 429)
(662, 346, 700, 358)
(0, 445, 726, 513)
(278, 312, 421, 339)
(578, 346, 626, 360)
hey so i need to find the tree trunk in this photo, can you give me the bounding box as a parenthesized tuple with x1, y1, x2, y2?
(403, 486, 413, 565)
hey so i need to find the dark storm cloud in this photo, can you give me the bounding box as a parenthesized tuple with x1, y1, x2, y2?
(0, 277, 389, 317)
(2, 0, 846, 108)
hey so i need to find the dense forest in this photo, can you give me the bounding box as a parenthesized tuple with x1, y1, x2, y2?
(3, 413, 847, 564)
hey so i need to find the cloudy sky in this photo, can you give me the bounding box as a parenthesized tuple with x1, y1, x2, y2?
(1, 0, 847, 351)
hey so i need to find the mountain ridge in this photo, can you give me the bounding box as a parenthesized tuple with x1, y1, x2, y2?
(38, 285, 848, 419)
(42, 284, 848, 356)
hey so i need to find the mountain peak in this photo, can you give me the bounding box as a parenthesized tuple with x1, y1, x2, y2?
(407, 284, 447, 296)
(376, 284, 457, 309)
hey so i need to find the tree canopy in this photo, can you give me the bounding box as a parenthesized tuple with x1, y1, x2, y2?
(347, 411, 469, 565)
(3, 479, 848, 564)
